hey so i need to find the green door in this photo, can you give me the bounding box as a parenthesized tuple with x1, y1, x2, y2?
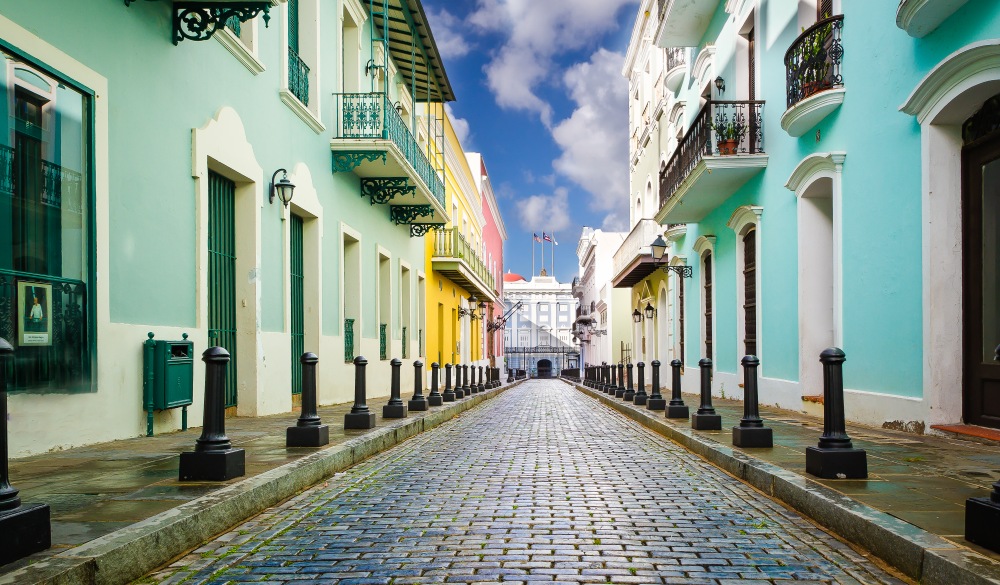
(290, 214, 304, 395)
(208, 171, 238, 409)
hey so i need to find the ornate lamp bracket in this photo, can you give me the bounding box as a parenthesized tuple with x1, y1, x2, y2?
(170, 2, 271, 44)
(660, 265, 693, 278)
(409, 223, 437, 238)
(390, 205, 435, 225)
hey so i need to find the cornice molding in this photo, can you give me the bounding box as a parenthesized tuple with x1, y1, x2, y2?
(900, 39, 1000, 124)
(784, 152, 847, 196)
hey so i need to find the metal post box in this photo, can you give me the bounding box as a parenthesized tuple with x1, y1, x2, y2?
(143, 332, 193, 436)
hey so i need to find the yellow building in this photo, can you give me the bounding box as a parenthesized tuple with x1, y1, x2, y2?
(422, 107, 497, 370)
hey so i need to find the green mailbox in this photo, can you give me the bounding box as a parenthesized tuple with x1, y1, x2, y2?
(142, 332, 193, 436)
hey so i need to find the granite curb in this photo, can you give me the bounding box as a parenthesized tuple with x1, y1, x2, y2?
(0, 379, 524, 585)
(571, 380, 1000, 585)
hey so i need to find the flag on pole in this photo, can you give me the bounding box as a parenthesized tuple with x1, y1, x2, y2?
(551, 234, 558, 245)
(533, 233, 542, 243)
(542, 233, 552, 243)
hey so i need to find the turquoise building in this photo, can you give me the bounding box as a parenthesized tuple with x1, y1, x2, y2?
(0, 0, 454, 456)
(619, 0, 1000, 433)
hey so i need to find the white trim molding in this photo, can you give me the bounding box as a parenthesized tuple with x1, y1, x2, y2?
(896, 0, 970, 39)
(785, 151, 847, 197)
(900, 39, 1000, 124)
(726, 204, 763, 233)
(692, 44, 716, 91)
(693, 235, 716, 259)
(215, 26, 265, 75)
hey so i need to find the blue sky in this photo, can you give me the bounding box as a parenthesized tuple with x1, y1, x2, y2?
(422, 0, 640, 283)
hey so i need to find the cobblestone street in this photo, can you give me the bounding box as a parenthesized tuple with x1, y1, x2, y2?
(146, 380, 908, 585)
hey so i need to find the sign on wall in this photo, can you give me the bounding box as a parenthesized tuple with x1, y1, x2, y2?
(17, 281, 53, 346)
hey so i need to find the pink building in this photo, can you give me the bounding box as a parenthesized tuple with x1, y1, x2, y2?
(467, 153, 507, 368)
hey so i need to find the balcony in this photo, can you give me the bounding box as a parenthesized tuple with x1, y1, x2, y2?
(897, 0, 969, 38)
(655, 0, 720, 48)
(664, 47, 687, 93)
(330, 92, 447, 232)
(431, 228, 497, 301)
(655, 100, 768, 224)
(781, 15, 845, 138)
(611, 219, 663, 288)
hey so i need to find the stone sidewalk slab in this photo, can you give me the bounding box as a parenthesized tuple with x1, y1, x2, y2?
(0, 379, 523, 585)
(572, 379, 1000, 585)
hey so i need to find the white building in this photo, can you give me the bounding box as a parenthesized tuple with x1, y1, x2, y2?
(573, 228, 631, 368)
(503, 271, 579, 376)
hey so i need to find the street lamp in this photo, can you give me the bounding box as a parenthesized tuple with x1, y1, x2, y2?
(458, 295, 479, 320)
(648, 234, 693, 278)
(632, 308, 642, 323)
(270, 169, 296, 207)
(644, 302, 655, 320)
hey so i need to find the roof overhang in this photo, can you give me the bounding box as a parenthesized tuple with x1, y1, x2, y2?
(655, 0, 721, 48)
(372, 0, 456, 102)
(612, 256, 661, 288)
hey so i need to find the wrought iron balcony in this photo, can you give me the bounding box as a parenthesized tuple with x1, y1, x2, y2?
(665, 47, 686, 93)
(431, 228, 496, 300)
(0, 145, 84, 213)
(288, 47, 310, 106)
(344, 318, 355, 362)
(330, 92, 447, 223)
(611, 219, 663, 288)
(785, 15, 843, 109)
(656, 100, 767, 223)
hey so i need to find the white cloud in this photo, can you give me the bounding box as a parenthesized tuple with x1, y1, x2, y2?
(446, 104, 472, 148)
(468, 0, 637, 123)
(426, 7, 471, 60)
(601, 212, 628, 232)
(551, 48, 629, 213)
(516, 187, 571, 233)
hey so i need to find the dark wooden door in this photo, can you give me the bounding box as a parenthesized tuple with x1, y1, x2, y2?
(743, 229, 758, 357)
(704, 253, 713, 361)
(962, 103, 1000, 428)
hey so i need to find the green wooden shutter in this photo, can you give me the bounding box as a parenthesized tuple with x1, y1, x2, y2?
(208, 171, 238, 408)
(290, 214, 304, 395)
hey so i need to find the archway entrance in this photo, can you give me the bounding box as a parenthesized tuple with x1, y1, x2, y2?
(537, 359, 553, 379)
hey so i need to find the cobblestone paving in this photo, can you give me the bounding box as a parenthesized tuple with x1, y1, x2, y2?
(144, 380, 909, 585)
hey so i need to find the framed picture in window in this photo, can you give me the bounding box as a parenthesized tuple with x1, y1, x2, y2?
(17, 281, 52, 346)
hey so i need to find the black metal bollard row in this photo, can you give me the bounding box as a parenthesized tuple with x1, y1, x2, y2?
(732, 355, 772, 448)
(443, 364, 456, 402)
(478, 365, 486, 393)
(0, 337, 51, 565)
(345, 356, 377, 429)
(634, 362, 649, 406)
(507, 367, 514, 383)
(382, 358, 408, 419)
(691, 358, 722, 430)
(623, 363, 635, 401)
(609, 363, 617, 395)
(287, 352, 330, 447)
(616, 363, 626, 397)
(456, 364, 467, 398)
(647, 360, 666, 410)
(666, 359, 690, 419)
(180, 347, 246, 480)
(806, 348, 866, 479)
(428, 362, 444, 406)
(408, 360, 428, 412)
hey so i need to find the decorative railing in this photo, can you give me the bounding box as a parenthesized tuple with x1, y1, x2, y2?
(225, 15, 241, 36)
(666, 47, 686, 72)
(0, 145, 13, 195)
(402, 325, 407, 359)
(0, 145, 83, 212)
(431, 228, 495, 293)
(288, 47, 310, 106)
(659, 100, 765, 208)
(612, 219, 662, 278)
(0, 270, 89, 392)
(379, 323, 387, 360)
(332, 92, 445, 207)
(344, 318, 355, 362)
(785, 15, 843, 109)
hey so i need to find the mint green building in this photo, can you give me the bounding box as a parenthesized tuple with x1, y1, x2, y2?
(619, 0, 1000, 433)
(0, 0, 454, 456)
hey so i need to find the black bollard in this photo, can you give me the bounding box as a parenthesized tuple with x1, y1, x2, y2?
(345, 356, 377, 429)
(634, 362, 648, 406)
(609, 363, 617, 395)
(507, 367, 514, 383)
(647, 360, 666, 410)
(180, 347, 246, 480)
(471, 365, 481, 394)
(455, 365, 466, 399)
(443, 364, 456, 402)
(428, 363, 443, 406)
(0, 338, 51, 565)
(408, 360, 429, 411)
(666, 359, 690, 419)
(623, 363, 635, 401)
(462, 364, 472, 396)
(732, 356, 772, 448)
(617, 363, 626, 397)
(806, 349, 866, 479)
(691, 359, 722, 430)
(287, 352, 330, 447)
(967, 344, 1000, 552)
(383, 358, 408, 418)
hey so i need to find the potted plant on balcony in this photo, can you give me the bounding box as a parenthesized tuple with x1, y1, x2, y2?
(711, 119, 746, 155)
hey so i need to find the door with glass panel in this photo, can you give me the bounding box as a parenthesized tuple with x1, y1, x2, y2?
(963, 94, 1000, 428)
(207, 171, 238, 409)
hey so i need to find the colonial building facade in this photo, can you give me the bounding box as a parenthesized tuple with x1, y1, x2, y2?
(0, 0, 458, 456)
(503, 272, 578, 377)
(572, 228, 630, 368)
(620, 0, 1000, 432)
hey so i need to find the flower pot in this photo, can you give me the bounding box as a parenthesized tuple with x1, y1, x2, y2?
(717, 139, 739, 155)
(801, 80, 832, 99)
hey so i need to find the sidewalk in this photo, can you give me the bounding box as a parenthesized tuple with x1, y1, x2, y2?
(0, 379, 522, 585)
(574, 379, 1000, 585)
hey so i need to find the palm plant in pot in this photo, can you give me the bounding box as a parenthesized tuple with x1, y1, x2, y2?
(711, 119, 746, 155)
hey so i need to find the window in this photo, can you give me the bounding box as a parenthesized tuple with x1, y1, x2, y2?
(281, 0, 323, 132)
(217, 13, 264, 74)
(1, 50, 93, 392)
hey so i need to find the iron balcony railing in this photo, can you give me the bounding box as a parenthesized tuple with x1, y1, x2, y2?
(402, 325, 407, 359)
(785, 15, 844, 109)
(379, 323, 387, 360)
(666, 47, 686, 72)
(331, 92, 445, 207)
(612, 219, 662, 279)
(225, 15, 241, 36)
(288, 47, 310, 106)
(0, 145, 83, 213)
(344, 318, 355, 362)
(659, 100, 765, 208)
(432, 228, 496, 293)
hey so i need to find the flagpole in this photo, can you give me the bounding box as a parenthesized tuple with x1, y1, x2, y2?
(531, 234, 535, 277)
(551, 233, 554, 276)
